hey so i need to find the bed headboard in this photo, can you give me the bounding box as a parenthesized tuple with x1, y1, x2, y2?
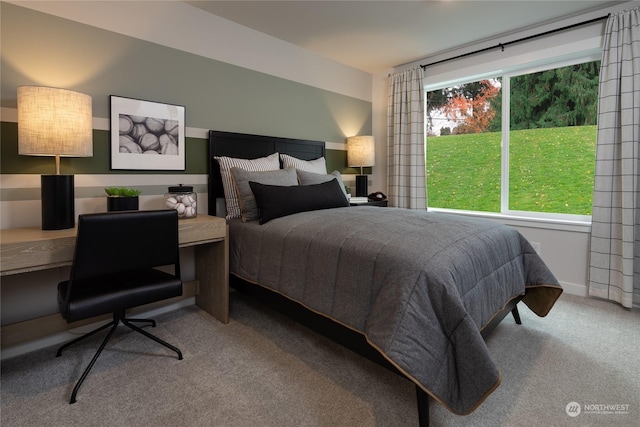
(208, 130, 326, 216)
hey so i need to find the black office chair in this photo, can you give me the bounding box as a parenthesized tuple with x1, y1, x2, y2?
(56, 210, 183, 404)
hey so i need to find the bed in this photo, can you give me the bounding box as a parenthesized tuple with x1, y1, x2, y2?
(207, 130, 563, 425)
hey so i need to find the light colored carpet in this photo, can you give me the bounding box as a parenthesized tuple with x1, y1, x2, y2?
(1, 292, 638, 426)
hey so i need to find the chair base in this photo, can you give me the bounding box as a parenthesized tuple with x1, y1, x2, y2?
(57, 310, 182, 404)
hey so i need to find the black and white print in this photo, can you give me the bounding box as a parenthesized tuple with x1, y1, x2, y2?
(118, 114, 179, 156)
(110, 96, 185, 170)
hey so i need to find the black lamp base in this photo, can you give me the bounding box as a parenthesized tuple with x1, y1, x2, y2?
(41, 175, 75, 230)
(355, 175, 368, 197)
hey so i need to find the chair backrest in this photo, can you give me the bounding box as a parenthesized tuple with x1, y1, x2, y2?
(71, 210, 180, 281)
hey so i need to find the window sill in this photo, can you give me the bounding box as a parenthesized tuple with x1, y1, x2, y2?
(428, 208, 592, 233)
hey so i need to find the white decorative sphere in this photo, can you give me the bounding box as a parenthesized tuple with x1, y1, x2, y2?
(184, 206, 196, 218)
(175, 203, 186, 216)
(182, 194, 195, 207)
(165, 196, 178, 209)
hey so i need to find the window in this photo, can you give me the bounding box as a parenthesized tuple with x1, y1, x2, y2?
(427, 79, 502, 212)
(426, 58, 599, 221)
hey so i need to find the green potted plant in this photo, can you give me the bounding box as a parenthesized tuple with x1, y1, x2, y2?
(105, 187, 141, 212)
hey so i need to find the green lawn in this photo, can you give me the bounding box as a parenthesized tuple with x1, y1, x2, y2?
(426, 126, 596, 215)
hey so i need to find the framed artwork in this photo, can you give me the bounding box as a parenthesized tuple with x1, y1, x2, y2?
(110, 95, 186, 170)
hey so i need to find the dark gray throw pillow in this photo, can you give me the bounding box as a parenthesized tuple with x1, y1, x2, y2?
(249, 178, 349, 224)
(230, 167, 298, 222)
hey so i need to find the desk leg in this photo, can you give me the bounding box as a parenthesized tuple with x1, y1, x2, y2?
(194, 228, 229, 323)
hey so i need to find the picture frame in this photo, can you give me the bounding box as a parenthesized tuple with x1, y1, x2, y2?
(110, 95, 186, 170)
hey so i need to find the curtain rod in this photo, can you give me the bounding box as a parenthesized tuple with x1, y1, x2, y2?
(420, 14, 610, 69)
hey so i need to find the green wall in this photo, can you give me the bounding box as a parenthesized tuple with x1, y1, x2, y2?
(0, 122, 353, 175)
(0, 2, 371, 176)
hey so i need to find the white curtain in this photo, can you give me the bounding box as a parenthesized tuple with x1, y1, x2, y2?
(387, 67, 427, 209)
(589, 7, 640, 309)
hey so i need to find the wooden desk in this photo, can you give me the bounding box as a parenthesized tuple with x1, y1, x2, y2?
(1, 215, 228, 347)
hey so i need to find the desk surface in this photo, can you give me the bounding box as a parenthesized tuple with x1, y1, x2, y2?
(1, 214, 226, 276)
(1, 214, 229, 348)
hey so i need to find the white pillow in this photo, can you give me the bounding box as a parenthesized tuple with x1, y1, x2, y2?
(280, 153, 326, 174)
(214, 153, 280, 219)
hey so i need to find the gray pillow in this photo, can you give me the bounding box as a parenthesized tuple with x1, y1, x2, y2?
(296, 169, 348, 197)
(231, 167, 298, 222)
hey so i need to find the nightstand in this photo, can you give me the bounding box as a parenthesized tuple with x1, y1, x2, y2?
(350, 200, 388, 207)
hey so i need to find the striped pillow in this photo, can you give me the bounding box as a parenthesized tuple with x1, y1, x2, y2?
(214, 153, 280, 219)
(280, 153, 326, 174)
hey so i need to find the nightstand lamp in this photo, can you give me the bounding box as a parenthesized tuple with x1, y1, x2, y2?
(347, 135, 375, 197)
(18, 86, 93, 230)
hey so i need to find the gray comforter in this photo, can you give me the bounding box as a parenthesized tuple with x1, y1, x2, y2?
(228, 207, 562, 414)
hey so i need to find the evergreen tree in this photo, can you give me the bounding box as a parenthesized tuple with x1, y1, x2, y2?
(509, 61, 600, 130)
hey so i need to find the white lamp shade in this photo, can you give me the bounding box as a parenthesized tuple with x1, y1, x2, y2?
(18, 86, 93, 157)
(347, 135, 375, 168)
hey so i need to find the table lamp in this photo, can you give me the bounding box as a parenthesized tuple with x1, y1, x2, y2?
(18, 86, 93, 230)
(347, 135, 375, 197)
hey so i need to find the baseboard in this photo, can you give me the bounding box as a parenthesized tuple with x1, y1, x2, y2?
(0, 297, 195, 361)
(558, 281, 587, 297)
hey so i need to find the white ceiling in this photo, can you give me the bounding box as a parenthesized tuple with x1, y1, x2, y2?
(185, 1, 621, 74)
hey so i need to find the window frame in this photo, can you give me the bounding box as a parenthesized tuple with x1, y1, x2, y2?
(425, 52, 601, 226)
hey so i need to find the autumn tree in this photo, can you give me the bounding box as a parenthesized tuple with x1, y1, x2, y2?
(442, 80, 500, 134)
(427, 81, 493, 134)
